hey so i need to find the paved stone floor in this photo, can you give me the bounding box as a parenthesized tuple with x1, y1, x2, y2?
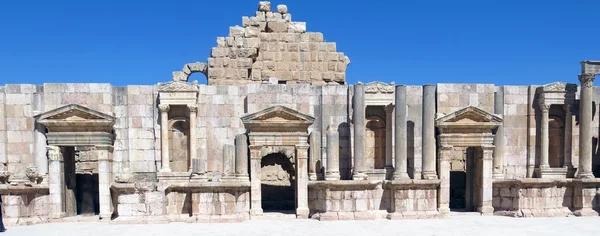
(4, 216, 599, 236)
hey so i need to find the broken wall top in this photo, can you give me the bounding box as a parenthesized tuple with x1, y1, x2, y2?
(175, 1, 350, 86)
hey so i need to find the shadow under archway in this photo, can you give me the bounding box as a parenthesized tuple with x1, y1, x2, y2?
(260, 152, 296, 212)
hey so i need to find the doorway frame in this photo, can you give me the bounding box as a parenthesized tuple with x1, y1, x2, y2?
(35, 104, 115, 219)
(435, 106, 502, 215)
(241, 105, 315, 218)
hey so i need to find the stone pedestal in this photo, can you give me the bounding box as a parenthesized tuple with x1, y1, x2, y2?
(422, 85, 437, 179)
(159, 104, 171, 172)
(577, 73, 595, 178)
(325, 126, 340, 180)
(353, 83, 367, 180)
(393, 85, 409, 180)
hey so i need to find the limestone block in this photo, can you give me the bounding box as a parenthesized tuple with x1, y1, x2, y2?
(288, 22, 306, 33)
(258, 1, 271, 12)
(229, 26, 245, 38)
(245, 27, 260, 38)
(267, 22, 288, 32)
(283, 13, 292, 22)
(118, 203, 147, 216)
(277, 4, 288, 14)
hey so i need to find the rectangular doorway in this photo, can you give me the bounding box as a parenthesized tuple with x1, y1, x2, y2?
(62, 146, 100, 216)
(449, 147, 481, 212)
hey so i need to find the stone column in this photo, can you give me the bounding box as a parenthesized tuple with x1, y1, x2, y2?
(563, 105, 573, 169)
(235, 134, 249, 181)
(422, 84, 437, 179)
(34, 123, 48, 176)
(249, 145, 263, 215)
(393, 85, 409, 179)
(384, 105, 394, 171)
(222, 144, 235, 181)
(492, 90, 505, 179)
(47, 146, 65, 218)
(96, 145, 113, 219)
(578, 73, 595, 178)
(159, 104, 171, 172)
(479, 146, 494, 215)
(353, 83, 367, 180)
(437, 145, 451, 215)
(188, 105, 198, 172)
(325, 125, 340, 180)
(296, 145, 310, 218)
(309, 131, 321, 181)
(540, 104, 550, 169)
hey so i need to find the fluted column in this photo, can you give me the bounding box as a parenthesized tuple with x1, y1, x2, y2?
(492, 90, 505, 179)
(325, 125, 340, 180)
(540, 103, 550, 169)
(309, 131, 321, 181)
(563, 105, 573, 169)
(235, 134, 249, 181)
(578, 73, 595, 178)
(48, 146, 65, 218)
(353, 83, 367, 180)
(96, 145, 113, 219)
(188, 105, 198, 172)
(159, 104, 171, 172)
(393, 85, 409, 179)
(422, 84, 437, 179)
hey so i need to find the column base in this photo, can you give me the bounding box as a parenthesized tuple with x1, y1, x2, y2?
(492, 172, 504, 179)
(99, 213, 112, 219)
(250, 209, 263, 216)
(477, 206, 494, 216)
(325, 172, 340, 180)
(438, 207, 450, 215)
(392, 172, 410, 180)
(576, 172, 595, 179)
(296, 208, 310, 219)
(352, 172, 368, 180)
(159, 168, 172, 173)
(421, 171, 438, 180)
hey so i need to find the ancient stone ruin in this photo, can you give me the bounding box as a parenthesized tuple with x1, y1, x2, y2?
(0, 1, 599, 225)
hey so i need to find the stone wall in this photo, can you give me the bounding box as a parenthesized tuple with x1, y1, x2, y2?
(0, 186, 49, 219)
(502, 86, 530, 178)
(204, 2, 350, 85)
(308, 181, 388, 220)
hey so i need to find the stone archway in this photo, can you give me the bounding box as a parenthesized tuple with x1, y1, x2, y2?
(241, 105, 315, 218)
(436, 106, 502, 215)
(34, 104, 115, 219)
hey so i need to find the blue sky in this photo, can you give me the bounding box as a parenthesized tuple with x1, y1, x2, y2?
(0, 0, 598, 86)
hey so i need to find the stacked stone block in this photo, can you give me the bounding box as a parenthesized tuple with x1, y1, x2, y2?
(437, 84, 495, 115)
(207, 2, 350, 85)
(502, 86, 530, 178)
(3, 84, 37, 181)
(125, 86, 158, 174)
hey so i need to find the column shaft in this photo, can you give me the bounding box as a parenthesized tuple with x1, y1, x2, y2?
(384, 105, 394, 169)
(295, 146, 310, 218)
(235, 134, 249, 180)
(479, 147, 494, 215)
(249, 146, 263, 215)
(159, 104, 171, 172)
(540, 104, 550, 168)
(325, 126, 340, 180)
(437, 146, 451, 215)
(188, 105, 198, 172)
(422, 84, 437, 179)
(96, 145, 113, 219)
(35, 123, 48, 175)
(564, 106, 573, 168)
(578, 73, 595, 178)
(492, 90, 505, 178)
(309, 131, 321, 181)
(353, 83, 367, 180)
(393, 85, 409, 179)
(47, 146, 65, 218)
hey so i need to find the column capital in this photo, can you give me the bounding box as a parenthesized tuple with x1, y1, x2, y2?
(158, 104, 170, 113)
(47, 146, 63, 161)
(540, 103, 551, 112)
(578, 73, 595, 88)
(187, 104, 198, 113)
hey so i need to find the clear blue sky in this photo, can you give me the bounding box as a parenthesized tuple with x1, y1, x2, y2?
(1, 0, 598, 86)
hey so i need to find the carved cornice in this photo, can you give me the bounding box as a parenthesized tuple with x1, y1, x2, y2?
(578, 73, 595, 88)
(365, 81, 395, 94)
(158, 104, 170, 113)
(158, 81, 199, 92)
(541, 82, 577, 93)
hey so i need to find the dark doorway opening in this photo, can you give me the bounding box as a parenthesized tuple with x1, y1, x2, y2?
(449, 171, 466, 209)
(450, 147, 480, 212)
(63, 146, 100, 217)
(261, 153, 296, 212)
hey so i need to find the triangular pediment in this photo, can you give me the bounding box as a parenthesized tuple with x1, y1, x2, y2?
(541, 81, 577, 93)
(34, 104, 115, 126)
(242, 105, 314, 123)
(436, 106, 502, 125)
(364, 81, 395, 94)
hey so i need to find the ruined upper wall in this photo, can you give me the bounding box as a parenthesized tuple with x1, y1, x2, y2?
(175, 2, 351, 86)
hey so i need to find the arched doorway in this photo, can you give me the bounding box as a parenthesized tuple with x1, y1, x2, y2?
(169, 118, 190, 172)
(366, 118, 386, 169)
(261, 152, 296, 212)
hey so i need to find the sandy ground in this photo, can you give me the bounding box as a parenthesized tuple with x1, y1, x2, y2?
(3, 216, 599, 236)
